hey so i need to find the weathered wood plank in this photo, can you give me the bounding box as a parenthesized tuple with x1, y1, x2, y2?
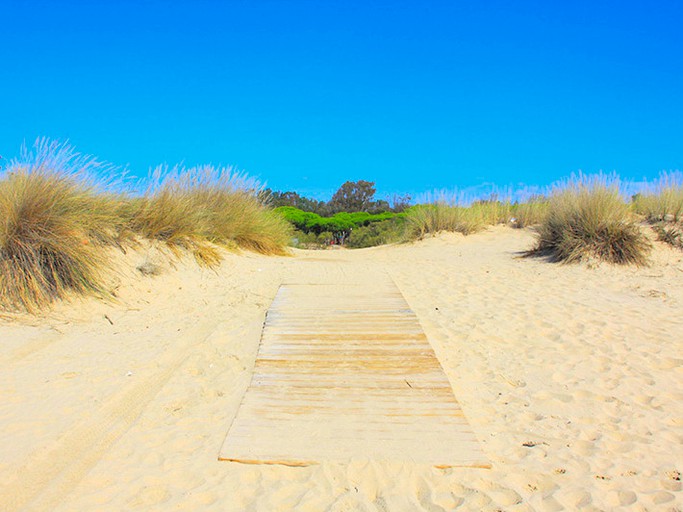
(219, 279, 489, 468)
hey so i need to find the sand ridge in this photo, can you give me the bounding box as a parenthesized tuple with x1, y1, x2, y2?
(1, 226, 682, 511)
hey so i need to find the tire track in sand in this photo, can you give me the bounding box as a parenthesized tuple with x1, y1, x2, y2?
(0, 332, 63, 366)
(0, 323, 220, 512)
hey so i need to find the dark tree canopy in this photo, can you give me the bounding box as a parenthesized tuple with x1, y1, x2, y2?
(329, 180, 377, 213)
(390, 194, 412, 213)
(266, 181, 411, 219)
(264, 189, 328, 215)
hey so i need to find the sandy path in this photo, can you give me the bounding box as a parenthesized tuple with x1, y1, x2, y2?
(0, 228, 681, 511)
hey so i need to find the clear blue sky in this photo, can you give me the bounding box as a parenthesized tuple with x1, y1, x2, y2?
(1, 0, 681, 200)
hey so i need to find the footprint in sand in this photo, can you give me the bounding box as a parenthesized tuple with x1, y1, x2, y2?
(655, 357, 682, 370)
(605, 489, 637, 507)
(325, 491, 375, 512)
(557, 489, 592, 508)
(126, 484, 170, 507)
(651, 490, 675, 505)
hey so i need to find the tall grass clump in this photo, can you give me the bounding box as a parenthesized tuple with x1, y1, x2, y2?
(129, 165, 290, 265)
(471, 199, 512, 226)
(652, 223, 683, 249)
(511, 196, 550, 228)
(404, 203, 485, 240)
(526, 175, 650, 265)
(0, 139, 126, 311)
(631, 171, 683, 223)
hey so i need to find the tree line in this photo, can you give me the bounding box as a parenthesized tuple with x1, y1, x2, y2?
(264, 180, 411, 216)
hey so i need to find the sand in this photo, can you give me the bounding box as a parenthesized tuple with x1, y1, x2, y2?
(0, 226, 681, 511)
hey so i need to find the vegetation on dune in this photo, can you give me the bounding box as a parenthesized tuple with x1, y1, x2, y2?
(0, 140, 127, 312)
(0, 140, 291, 312)
(652, 223, 683, 249)
(402, 192, 550, 240)
(403, 204, 485, 239)
(526, 176, 651, 265)
(130, 165, 291, 265)
(273, 182, 552, 247)
(345, 217, 407, 248)
(630, 172, 683, 251)
(471, 197, 512, 226)
(275, 206, 354, 237)
(510, 196, 550, 228)
(328, 180, 378, 214)
(1, 139, 676, 312)
(631, 172, 683, 223)
(266, 180, 411, 217)
(265, 190, 329, 215)
(276, 206, 405, 246)
(272, 180, 410, 247)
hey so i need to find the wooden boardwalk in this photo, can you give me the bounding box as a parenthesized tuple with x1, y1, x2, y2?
(219, 276, 489, 468)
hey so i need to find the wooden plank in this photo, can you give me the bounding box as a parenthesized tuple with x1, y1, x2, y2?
(219, 279, 489, 468)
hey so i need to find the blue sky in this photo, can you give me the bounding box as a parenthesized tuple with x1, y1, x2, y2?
(1, 0, 681, 200)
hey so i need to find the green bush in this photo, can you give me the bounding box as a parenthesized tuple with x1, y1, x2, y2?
(276, 206, 406, 246)
(346, 218, 406, 248)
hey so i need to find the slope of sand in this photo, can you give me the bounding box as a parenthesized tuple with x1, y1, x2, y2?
(1, 226, 681, 511)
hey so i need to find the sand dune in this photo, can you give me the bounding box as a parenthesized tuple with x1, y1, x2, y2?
(1, 226, 682, 511)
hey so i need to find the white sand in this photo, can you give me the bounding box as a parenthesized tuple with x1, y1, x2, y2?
(1, 226, 681, 511)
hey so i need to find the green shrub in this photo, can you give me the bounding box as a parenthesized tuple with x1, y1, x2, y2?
(276, 206, 405, 246)
(346, 217, 406, 248)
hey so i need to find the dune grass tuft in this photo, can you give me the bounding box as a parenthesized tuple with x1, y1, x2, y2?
(0, 140, 126, 311)
(129, 165, 291, 266)
(511, 197, 550, 228)
(471, 200, 512, 226)
(526, 176, 650, 265)
(404, 203, 485, 239)
(632, 171, 683, 223)
(0, 140, 292, 312)
(652, 223, 683, 249)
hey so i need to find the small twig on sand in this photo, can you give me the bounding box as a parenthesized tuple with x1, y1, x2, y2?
(104, 314, 114, 325)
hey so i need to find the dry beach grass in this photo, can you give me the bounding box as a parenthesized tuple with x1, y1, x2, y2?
(526, 176, 651, 265)
(0, 140, 290, 312)
(0, 141, 126, 312)
(3, 140, 680, 313)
